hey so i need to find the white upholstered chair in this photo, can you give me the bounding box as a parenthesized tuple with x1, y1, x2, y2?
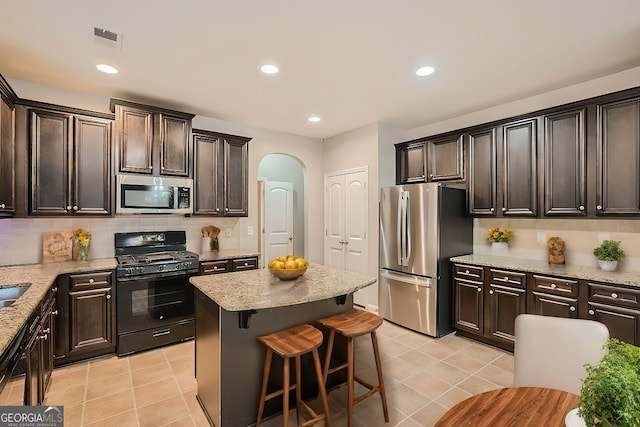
(513, 314, 609, 395)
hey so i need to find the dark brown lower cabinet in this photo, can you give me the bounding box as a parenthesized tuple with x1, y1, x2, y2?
(487, 270, 526, 346)
(529, 274, 579, 318)
(200, 256, 258, 275)
(453, 277, 483, 334)
(55, 271, 116, 366)
(586, 282, 640, 345)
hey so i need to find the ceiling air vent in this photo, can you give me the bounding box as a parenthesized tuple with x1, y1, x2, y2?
(93, 27, 123, 49)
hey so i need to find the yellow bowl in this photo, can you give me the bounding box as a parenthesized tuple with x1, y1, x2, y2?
(269, 265, 308, 281)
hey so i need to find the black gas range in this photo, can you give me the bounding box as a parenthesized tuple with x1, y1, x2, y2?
(114, 231, 199, 356)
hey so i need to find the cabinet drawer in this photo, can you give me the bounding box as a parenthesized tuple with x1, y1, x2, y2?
(531, 274, 578, 297)
(454, 264, 484, 281)
(200, 260, 230, 275)
(488, 269, 526, 288)
(69, 271, 112, 290)
(232, 257, 258, 271)
(588, 282, 640, 310)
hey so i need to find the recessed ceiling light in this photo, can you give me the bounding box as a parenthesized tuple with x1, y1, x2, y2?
(97, 64, 118, 74)
(416, 66, 435, 77)
(260, 64, 279, 74)
(308, 116, 321, 123)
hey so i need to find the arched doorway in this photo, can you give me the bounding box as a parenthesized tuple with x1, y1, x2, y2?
(257, 154, 305, 266)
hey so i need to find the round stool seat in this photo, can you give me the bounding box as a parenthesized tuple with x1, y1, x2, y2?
(317, 308, 383, 337)
(258, 323, 323, 357)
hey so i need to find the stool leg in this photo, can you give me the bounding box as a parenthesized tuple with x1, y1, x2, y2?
(283, 356, 290, 427)
(312, 348, 331, 427)
(322, 329, 336, 385)
(371, 331, 389, 422)
(295, 355, 302, 425)
(347, 336, 354, 427)
(256, 348, 273, 427)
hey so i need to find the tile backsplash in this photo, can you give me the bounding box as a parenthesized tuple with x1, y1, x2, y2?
(475, 218, 640, 271)
(0, 216, 243, 266)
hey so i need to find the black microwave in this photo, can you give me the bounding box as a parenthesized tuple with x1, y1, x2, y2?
(116, 174, 193, 214)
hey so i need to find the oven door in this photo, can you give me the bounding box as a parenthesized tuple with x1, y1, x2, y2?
(116, 273, 195, 334)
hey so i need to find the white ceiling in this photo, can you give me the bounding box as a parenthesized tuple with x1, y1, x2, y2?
(1, 1, 640, 139)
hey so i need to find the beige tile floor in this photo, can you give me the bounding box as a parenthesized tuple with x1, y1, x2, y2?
(0, 321, 514, 426)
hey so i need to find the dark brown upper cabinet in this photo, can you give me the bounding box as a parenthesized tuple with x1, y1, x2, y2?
(29, 109, 112, 216)
(110, 99, 194, 177)
(468, 128, 497, 216)
(193, 129, 251, 217)
(395, 134, 464, 184)
(501, 118, 537, 216)
(595, 97, 640, 216)
(542, 109, 587, 216)
(0, 76, 17, 218)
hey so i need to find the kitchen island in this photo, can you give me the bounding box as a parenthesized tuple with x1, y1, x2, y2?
(190, 263, 376, 427)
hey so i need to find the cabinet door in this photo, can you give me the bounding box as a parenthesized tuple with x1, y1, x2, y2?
(68, 287, 114, 355)
(159, 114, 191, 176)
(29, 109, 72, 215)
(428, 135, 464, 181)
(468, 128, 497, 215)
(502, 119, 537, 216)
(454, 278, 483, 334)
(543, 109, 586, 216)
(40, 307, 55, 401)
(530, 292, 578, 318)
(396, 141, 426, 184)
(193, 132, 221, 215)
(596, 97, 640, 215)
(487, 284, 526, 344)
(587, 303, 640, 346)
(232, 257, 258, 272)
(223, 137, 249, 216)
(115, 104, 153, 174)
(23, 330, 41, 405)
(200, 260, 230, 275)
(73, 116, 112, 215)
(0, 97, 14, 216)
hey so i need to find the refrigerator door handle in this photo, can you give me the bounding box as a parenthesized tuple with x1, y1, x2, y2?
(397, 191, 403, 265)
(405, 191, 411, 264)
(380, 270, 432, 288)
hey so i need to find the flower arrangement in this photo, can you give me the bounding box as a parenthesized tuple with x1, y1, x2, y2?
(487, 227, 513, 243)
(72, 228, 91, 261)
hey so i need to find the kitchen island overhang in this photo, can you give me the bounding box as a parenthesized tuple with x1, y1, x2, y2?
(190, 264, 376, 427)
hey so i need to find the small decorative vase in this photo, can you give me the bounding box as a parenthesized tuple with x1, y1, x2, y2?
(565, 408, 586, 427)
(73, 240, 89, 261)
(597, 260, 618, 271)
(491, 241, 509, 256)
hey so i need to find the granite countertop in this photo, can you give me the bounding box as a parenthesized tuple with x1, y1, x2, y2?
(199, 249, 260, 262)
(0, 259, 117, 358)
(451, 254, 640, 288)
(190, 263, 376, 311)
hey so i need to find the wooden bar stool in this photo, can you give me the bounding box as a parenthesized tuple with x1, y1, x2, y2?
(256, 323, 331, 427)
(317, 308, 389, 426)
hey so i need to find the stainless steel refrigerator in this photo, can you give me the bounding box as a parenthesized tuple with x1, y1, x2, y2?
(379, 183, 472, 337)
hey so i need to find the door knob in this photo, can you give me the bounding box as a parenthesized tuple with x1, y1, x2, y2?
(289, 236, 293, 241)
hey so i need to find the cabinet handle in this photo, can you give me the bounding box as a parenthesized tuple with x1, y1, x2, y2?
(225, 207, 229, 211)
(501, 207, 506, 212)
(589, 309, 595, 315)
(477, 287, 482, 293)
(429, 174, 434, 178)
(244, 262, 249, 266)
(106, 294, 111, 299)
(41, 333, 48, 341)
(0, 203, 5, 209)
(89, 278, 94, 284)
(550, 283, 557, 289)
(52, 310, 58, 316)
(504, 276, 509, 281)
(578, 205, 585, 211)
(73, 205, 79, 211)
(66, 205, 72, 211)
(52, 287, 58, 293)
(596, 205, 602, 210)
(213, 266, 218, 271)
(490, 208, 495, 212)
(489, 290, 494, 294)
(611, 293, 618, 299)
(465, 270, 470, 274)
(570, 306, 576, 312)
(215, 208, 220, 212)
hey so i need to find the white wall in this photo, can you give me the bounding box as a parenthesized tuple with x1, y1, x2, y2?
(3, 78, 324, 266)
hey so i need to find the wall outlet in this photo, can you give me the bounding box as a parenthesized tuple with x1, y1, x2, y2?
(537, 231, 546, 243)
(225, 228, 232, 237)
(247, 226, 254, 236)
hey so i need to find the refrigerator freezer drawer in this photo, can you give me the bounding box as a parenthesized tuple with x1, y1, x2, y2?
(379, 270, 437, 337)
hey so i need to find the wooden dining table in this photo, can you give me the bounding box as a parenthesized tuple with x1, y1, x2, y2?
(434, 386, 579, 427)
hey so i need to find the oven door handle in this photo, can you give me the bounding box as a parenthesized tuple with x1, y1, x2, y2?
(152, 329, 171, 337)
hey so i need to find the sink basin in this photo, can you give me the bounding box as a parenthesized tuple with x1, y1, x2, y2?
(0, 284, 31, 308)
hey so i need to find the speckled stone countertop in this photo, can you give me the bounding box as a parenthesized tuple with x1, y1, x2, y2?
(199, 250, 260, 262)
(0, 259, 116, 358)
(451, 254, 640, 288)
(190, 263, 376, 311)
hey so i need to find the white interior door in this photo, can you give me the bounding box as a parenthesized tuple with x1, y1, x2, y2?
(265, 181, 294, 261)
(324, 169, 369, 306)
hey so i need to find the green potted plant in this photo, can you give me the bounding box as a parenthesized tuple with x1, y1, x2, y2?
(593, 240, 625, 271)
(577, 338, 640, 427)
